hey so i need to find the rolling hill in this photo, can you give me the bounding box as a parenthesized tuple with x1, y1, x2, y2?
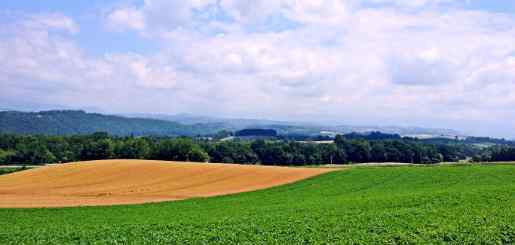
(0, 110, 217, 136)
(0, 164, 513, 243)
(0, 110, 465, 138)
(129, 112, 464, 137)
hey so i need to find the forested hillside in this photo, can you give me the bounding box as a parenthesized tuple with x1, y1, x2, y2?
(1, 110, 468, 139)
(0, 110, 217, 136)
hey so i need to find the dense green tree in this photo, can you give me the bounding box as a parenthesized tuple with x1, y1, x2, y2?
(370, 142, 387, 162)
(153, 138, 209, 162)
(187, 148, 210, 162)
(44, 137, 74, 163)
(13, 141, 56, 164)
(0, 149, 16, 164)
(0, 133, 478, 166)
(0, 134, 18, 149)
(319, 144, 345, 164)
(474, 145, 515, 162)
(207, 142, 258, 164)
(334, 135, 346, 147)
(81, 139, 114, 160)
(114, 138, 151, 159)
(347, 141, 371, 163)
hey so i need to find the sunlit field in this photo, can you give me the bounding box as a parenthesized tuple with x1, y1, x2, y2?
(0, 164, 513, 244)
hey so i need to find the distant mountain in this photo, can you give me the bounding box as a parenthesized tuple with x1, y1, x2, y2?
(128, 113, 464, 138)
(0, 110, 218, 136)
(127, 113, 296, 128)
(0, 110, 465, 138)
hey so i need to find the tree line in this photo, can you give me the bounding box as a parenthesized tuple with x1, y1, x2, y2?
(472, 145, 515, 162)
(0, 133, 476, 165)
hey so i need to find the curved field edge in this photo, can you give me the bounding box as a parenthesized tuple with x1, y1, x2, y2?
(0, 168, 28, 176)
(0, 165, 513, 244)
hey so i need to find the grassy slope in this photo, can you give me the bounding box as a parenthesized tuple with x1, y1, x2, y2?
(0, 165, 513, 244)
(0, 168, 27, 176)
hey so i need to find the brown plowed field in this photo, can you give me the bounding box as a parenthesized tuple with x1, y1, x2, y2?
(0, 160, 335, 208)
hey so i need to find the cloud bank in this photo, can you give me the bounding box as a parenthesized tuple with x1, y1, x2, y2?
(1, 0, 515, 136)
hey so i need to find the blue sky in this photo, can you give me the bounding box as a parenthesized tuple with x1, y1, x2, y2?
(1, 0, 515, 137)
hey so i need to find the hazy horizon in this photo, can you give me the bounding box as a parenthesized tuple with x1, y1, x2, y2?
(0, 106, 493, 138)
(2, 1, 515, 138)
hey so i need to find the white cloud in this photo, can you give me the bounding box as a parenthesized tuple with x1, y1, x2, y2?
(281, 0, 355, 25)
(11, 13, 80, 34)
(106, 7, 145, 31)
(366, 0, 456, 8)
(219, 0, 283, 21)
(105, 0, 217, 35)
(388, 48, 458, 85)
(0, 13, 185, 112)
(3, 2, 515, 136)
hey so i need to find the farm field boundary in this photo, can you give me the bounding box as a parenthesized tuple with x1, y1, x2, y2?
(0, 159, 335, 208)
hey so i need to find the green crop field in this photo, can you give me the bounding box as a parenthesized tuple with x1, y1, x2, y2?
(0, 165, 514, 244)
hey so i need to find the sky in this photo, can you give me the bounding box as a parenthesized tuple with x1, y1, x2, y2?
(1, 0, 515, 137)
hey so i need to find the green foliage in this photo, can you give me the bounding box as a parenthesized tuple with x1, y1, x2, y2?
(320, 143, 347, 164)
(206, 141, 258, 164)
(0, 149, 16, 164)
(80, 139, 114, 161)
(473, 145, 515, 162)
(0, 167, 27, 175)
(12, 140, 56, 164)
(187, 147, 210, 162)
(0, 110, 217, 136)
(154, 138, 208, 162)
(114, 138, 151, 159)
(0, 133, 476, 165)
(0, 165, 513, 244)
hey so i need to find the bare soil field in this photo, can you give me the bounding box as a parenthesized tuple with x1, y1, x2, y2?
(0, 160, 335, 208)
